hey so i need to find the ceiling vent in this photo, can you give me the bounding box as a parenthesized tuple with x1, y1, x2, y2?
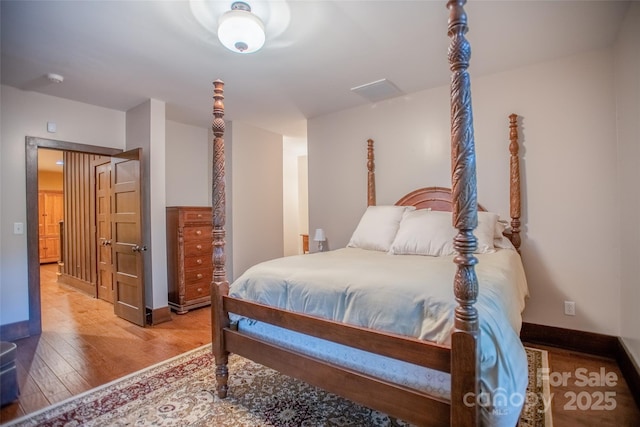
(350, 78, 403, 103)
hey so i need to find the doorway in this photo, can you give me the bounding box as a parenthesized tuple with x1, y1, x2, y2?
(36, 150, 64, 265)
(26, 137, 148, 335)
(37, 149, 111, 302)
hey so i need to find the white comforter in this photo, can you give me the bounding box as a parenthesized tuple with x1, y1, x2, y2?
(229, 247, 530, 426)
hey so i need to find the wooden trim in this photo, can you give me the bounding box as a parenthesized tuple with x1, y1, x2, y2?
(616, 338, 640, 409)
(0, 321, 30, 342)
(57, 273, 95, 296)
(520, 322, 618, 358)
(148, 306, 172, 325)
(27, 137, 123, 156)
(26, 138, 42, 335)
(62, 152, 96, 291)
(25, 137, 122, 338)
(521, 322, 640, 409)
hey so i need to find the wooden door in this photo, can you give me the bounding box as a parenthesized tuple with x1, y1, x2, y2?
(111, 149, 146, 326)
(96, 162, 114, 303)
(38, 191, 63, 263)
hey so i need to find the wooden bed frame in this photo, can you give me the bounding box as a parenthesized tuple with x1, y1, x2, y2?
(210, 1, 522, 425)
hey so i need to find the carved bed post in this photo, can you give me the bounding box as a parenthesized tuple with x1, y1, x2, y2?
(367, 139, 376, 206)
(509, 113, 522, 252)
(447, 1, 480, 426)
(211, 79, 230, 398)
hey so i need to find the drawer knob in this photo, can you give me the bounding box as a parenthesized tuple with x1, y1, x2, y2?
(197, 287, 203, 293)
(196, 244, 202, 250)
(197, 214, 202, 218)
(196, 259, 203, 264)
(196, 230, 202, 235)
(197, 273, 203, 279)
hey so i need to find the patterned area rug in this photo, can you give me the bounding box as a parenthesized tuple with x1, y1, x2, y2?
(6, 345, 551, 427)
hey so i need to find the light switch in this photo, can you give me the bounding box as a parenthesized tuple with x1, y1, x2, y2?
(47, 122, 57, 133)
(13, 222, 24, 234)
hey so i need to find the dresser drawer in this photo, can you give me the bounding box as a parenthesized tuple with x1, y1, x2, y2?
(184, 240, 212, 256)
(185, 267, 212, 301)
(183, 225, 211, 240)
(184, 255, 212, 269)
(185, 281, 211, 300)
(182, 209, 212, 223)
(185, 267, 212, 284)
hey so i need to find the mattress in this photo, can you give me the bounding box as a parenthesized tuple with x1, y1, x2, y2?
(229, 247, 529, 426)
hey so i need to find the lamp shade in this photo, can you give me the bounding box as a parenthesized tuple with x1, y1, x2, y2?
(313, 228, 326, 242)
(218, 3, 265, 54)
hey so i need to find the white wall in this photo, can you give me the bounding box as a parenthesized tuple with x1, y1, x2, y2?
(166, 120, 210, 207)
(614, 3, 640, 365)
(125, 99, 168, 310)
(309, 48, 620, 336)
(0, 85, 126, 325)
(231, 122, 283, 278)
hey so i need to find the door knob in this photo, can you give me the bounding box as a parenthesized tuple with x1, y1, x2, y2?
(132, 245, 147, 253)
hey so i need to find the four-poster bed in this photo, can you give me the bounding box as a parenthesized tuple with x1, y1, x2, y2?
(210, 1, 527, 426)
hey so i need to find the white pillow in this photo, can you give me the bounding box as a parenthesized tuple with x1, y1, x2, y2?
(477, 211, 500, 252)
(347, 205, 415, 252)
(389, 210, 499, 256)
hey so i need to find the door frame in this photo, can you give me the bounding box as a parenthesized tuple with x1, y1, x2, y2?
(25, 136, 122, 335)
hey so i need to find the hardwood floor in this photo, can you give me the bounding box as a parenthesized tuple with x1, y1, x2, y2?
(1, 264, 211, 423)
(1, 264, 639, 425)
(526, 343, 640, 427)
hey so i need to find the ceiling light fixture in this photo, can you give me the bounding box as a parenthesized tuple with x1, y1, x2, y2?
(46, 73, 64, 84)
(218, 1, 265, 54)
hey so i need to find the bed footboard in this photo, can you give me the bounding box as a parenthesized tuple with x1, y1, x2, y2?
(223, 296, 453, 426)
(225, 328, 451, 426)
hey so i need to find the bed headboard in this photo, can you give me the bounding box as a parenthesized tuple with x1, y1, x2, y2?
(366, 114, 521, 251)
(395, 187, 487, 212)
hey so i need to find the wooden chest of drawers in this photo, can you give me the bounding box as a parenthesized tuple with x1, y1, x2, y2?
(166, 206, 212, 314)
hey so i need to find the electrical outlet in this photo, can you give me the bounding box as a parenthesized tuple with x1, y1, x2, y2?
(564, 301, 576, 316)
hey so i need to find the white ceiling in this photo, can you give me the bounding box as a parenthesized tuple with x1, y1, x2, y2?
(1, 1, 630, 138)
